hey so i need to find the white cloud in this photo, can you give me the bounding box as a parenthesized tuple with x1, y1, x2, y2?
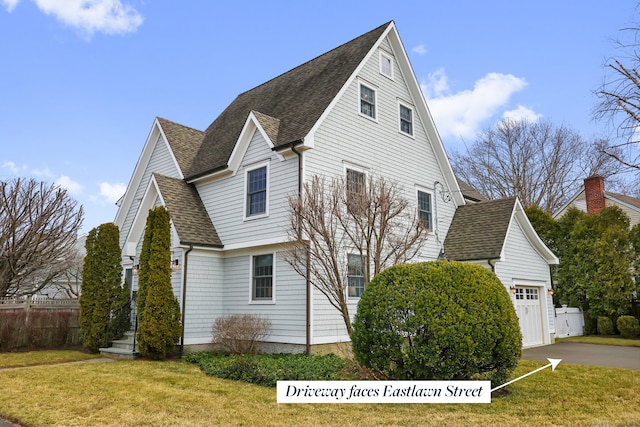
(56, 175, 84, 195)
(97, 181, 126, 204)
(422, 69, 530, 140)
(2, 160, 25, 175)
(4, 0, 143, 36)
(1, 0, 19, 12)
(31, 167, 56, 178)
(412, 44, 427, 56)
(502, 105, 542, 123)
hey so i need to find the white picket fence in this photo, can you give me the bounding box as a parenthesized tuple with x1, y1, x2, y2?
(555, 306, 585, 337)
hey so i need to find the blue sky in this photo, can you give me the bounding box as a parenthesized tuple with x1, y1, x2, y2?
(1, 0, 637, 232)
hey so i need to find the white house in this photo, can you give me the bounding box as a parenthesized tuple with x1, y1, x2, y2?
(113, 21, 557, 353)
(555, 175, 640, 226)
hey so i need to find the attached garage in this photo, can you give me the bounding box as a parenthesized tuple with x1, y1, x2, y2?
(444, 197, 559, 348)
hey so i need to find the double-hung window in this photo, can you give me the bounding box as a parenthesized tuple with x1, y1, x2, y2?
(360, 84, 376, 119)
(246, 165, 267, 217)
(417, 190, 432, 230)
(252, 254, 273, 301)
(399, 104, 413, 136)
(346, 168, 366, 214)
(347, 254, 365, 298)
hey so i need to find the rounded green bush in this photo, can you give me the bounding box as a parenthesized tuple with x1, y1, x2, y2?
(352, 261, 522, 387)
(597, 316, 615, 335)
(616, 315, 640, 338)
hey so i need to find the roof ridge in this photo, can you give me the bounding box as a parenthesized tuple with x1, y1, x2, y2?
(156, 116, 204, 133)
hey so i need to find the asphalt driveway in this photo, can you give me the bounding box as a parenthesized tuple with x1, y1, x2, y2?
(521, 342, 640, 370)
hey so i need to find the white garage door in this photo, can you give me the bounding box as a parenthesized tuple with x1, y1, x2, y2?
(514, 287, 543, 347)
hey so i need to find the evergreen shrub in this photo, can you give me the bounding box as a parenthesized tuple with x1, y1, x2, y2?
(616, 315, 640, 338)
(597, 316, 615, 335)
(137, 206, 182, 360)
(352, 261, 522, 387)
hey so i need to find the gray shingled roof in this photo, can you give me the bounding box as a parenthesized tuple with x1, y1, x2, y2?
(443, 197, 516, 261)
(157, 117, 204, 177)
(187, 22, 392, 180)
(607, 191, 640, 210)
(153, 173, 222, 247)
(456, 178, 488, 202)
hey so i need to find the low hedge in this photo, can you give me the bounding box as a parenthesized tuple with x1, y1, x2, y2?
(183, 352, 347, 387)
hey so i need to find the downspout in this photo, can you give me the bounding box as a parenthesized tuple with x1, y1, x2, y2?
(291, 143, 310, 355)
(179, 244, 194, 356)
(433, 181, 443, 258)
(487, 258, 497, 273)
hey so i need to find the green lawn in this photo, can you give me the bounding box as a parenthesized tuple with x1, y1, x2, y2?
(0, 354, 638, 426)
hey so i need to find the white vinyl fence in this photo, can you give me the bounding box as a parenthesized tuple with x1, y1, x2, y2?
(554, 305, 584, 337)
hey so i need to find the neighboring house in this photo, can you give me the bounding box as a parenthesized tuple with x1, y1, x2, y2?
(554, 175, 640, 225)
(114, 21, 557, 352)
(35, 234, 85, 300)
(443, 197, 559, 347)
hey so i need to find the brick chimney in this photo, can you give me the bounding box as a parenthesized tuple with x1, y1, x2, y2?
(584, 175, 605, 214)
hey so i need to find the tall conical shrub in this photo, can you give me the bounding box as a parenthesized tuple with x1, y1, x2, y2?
(79, 223, 123, 353)
(137, 206, 182, 360)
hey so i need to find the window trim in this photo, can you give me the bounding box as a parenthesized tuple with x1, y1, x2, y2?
(249, 252, 276, 304)
(379, 51, 394, 80)
(243, 160, 270, 221)
(347, 253, 366, 300)
(398, 101, 415, 138)
(416, 187, 433, 232)
(345, 165, 368, 215)
(358, 81, 378, 121)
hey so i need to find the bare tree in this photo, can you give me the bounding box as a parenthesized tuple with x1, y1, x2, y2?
(285, 174, 428, 337)
(594, 18, 640, 171)
(451, 118, 623, 213)
(0, 178, 83, 297)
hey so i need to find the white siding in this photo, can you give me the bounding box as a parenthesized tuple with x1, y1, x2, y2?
(495, 218, 555, 343)
(306, 37, 458, 339)
(119, 135, 181, 249)
(196, 129, 298, 247)
(220, 251, 307, 344)
(182, 251, 223, 343)
(306, 38, 455, 259)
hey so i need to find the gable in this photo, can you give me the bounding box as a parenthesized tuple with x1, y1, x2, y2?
(444, 197, 558, 264)
(115, 119, 185, 248)
(186, 22, 392, 182)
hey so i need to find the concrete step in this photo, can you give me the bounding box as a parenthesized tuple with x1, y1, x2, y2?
(110, 339, 137, 351)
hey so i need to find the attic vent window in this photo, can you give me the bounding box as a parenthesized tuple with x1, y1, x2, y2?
(380, 52, 393, 79)
(360, 84, 376, 119)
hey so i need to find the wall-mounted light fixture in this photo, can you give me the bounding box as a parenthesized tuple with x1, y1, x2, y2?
(509, 286, 517, 294)
(132, 264, 140, 275)
(172, 259, 180, 271)
(547, 288, 554, 296)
